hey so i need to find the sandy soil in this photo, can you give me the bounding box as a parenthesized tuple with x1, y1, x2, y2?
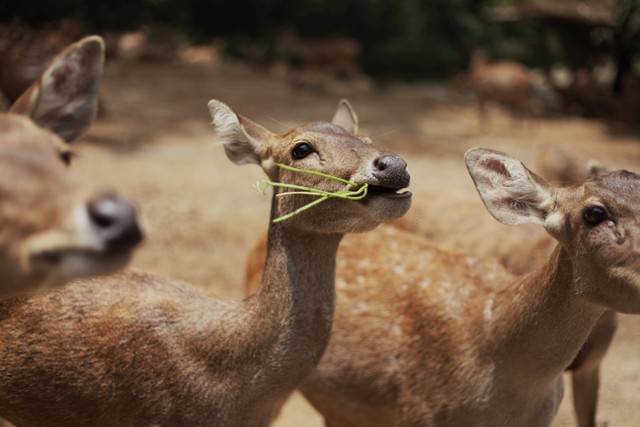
(69, 59, 640, 426)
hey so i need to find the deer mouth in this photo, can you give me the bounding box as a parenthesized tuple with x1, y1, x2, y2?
(30, 244, 139, 279)
(366, 185, 412, 199)
(27, 225, 143, 278)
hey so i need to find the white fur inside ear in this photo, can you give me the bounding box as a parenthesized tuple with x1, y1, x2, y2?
(544, 210, 565, 235)
(208, 100, 262, 165)
(466, 148, 552, 226)
(17, 36, 103, 143)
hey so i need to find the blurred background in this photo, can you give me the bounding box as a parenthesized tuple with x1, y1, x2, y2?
(1, 0, 639, 121)
(1, 1, 639, 426)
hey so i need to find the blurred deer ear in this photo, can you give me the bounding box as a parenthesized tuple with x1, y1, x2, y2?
(10, 35, 104, 143)
(331, 99, 358, 135)
(585, 160, 607, 179)
(465, 148, 553, 226)
(208, 99, 274, 170)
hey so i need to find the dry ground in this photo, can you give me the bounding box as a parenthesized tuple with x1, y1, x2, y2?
(69, 59, 640, 426)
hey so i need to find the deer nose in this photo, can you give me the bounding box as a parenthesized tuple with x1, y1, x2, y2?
(372, 154, 410, 188)
(87, 192, 143, 251)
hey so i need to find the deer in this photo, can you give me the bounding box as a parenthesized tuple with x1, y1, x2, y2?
(0, 99, 411, 426)
(469, 49, 533, 127)
(381, 162, 616, 427)
(244, 147, 638, 426)
(277, 29, 362, 91)
(0, 35, 143, 297)
(245, 149, 615, 427)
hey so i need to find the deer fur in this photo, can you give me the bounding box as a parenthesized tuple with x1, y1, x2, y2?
(248, 148, 638, 426)
(0, 99, 411, 427)
(245, 149, 616, 427)
(0, 35, 142, 297)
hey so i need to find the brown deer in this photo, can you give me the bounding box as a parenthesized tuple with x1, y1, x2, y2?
(0, 99, 411, 426)
(387, 163, 616, 427)
(245, 150, 615, 427)
(244, 148, 637, 426)
(0, 35, 142, 297)
(469, 49, 533, 127)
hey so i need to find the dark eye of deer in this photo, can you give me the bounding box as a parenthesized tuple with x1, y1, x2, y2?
(292, 142, 314, 160)
(583, 205, 608, 225)
(60, 151, 74, 166)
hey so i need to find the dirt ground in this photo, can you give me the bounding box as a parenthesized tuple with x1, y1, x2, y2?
(71, 59, 639, 426)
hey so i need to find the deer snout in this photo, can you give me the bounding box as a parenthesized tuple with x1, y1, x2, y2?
(371, 154, 410, 188)
(87, 192, 143, 252)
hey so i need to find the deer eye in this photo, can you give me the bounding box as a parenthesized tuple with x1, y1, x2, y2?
(292, 142, 314, 160)
(583, 205, 608, 226)
(60, 151, 75, 166)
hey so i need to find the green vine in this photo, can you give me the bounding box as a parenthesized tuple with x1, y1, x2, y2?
(253, 163, 369, 223)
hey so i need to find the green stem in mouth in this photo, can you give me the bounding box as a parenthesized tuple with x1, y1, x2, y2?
(253, 163, 369, 223)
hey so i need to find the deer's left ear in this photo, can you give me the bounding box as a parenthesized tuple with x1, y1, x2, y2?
(331, 99, 358, 135)
(465, 147, 553, 226)
(10, 35, 105, 143)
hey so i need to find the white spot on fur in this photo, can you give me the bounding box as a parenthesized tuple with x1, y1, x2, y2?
(483, 298, 494, 322)
(544, 210, 565, 234)
(357, 258, 372, 269)
(392, 324, 402, 336)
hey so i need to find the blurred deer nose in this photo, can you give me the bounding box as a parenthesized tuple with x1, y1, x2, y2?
(88, 192, 143, 251)
(372, 154, 410, 188)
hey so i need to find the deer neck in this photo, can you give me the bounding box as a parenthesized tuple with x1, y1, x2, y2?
(245, 198, 342, 378)
(491, 245, 607, 384)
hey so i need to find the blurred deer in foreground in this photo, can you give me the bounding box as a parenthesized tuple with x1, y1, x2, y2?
(469, 49, 533, 128)
(247, 148, 637, 427)
(0, 35, 142, 297)
(0, 100, 411, 426)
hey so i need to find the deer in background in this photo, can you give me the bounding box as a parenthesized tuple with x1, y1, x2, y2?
(469, 49, 533, 127)
(277, 29, 363, 91)
(244, 148, 637, 426)
(0, 35, 142, 297)
(0, 99, 411, 426)
(246, 147, 615, 427)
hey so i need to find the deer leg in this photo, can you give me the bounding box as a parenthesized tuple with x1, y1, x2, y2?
(571, 366, 599, 427)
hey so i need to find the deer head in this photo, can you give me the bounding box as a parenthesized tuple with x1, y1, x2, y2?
(209, 99, 412, 233)
(0, 36, 143, 296)
(466, 147, 640, 314)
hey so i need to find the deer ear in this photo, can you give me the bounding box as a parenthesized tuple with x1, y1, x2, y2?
(331, 99, 358, 135)
(586, 160, 607, 179)
(10, 35, 104, 143)
(465, 148, 553, 226)
(208, 99, 274, 169)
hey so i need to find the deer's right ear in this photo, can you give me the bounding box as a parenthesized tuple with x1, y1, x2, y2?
(10, 35, 104, 143)
(465, 148, 553, 226)
(208, 100, 273, 168)
(331, 99, 358, 135)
